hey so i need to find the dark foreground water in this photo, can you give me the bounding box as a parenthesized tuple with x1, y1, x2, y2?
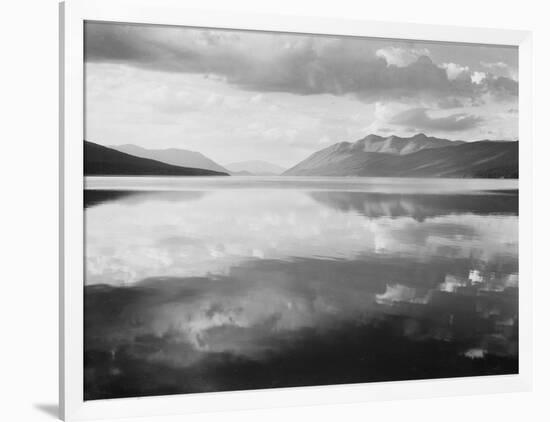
(84, 177, 518, 400)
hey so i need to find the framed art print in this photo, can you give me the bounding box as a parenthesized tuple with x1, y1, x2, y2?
(60, 0, 533, 420)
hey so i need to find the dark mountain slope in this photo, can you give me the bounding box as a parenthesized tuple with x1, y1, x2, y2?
(84, 141, 229, 176)
(381, 140, 518, 178)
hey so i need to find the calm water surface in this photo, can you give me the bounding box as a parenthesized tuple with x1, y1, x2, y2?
(84, 177, 518, 400)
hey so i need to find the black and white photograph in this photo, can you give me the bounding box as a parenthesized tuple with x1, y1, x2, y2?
(83, 21, 519, 401)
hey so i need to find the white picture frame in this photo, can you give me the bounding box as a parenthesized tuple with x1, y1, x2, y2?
(60, 0, 533, 420)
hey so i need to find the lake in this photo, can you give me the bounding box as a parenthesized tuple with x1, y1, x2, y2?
(83, 176, 518, 400)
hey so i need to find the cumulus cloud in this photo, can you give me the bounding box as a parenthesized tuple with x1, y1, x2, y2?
(375, 47, 430, 67)
(84, 22, 518, 102)
(440, 62, 470, 80)
(471, 71, 487, 85)
(390, 108, 484, 132)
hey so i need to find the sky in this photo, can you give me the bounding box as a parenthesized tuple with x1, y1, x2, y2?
(84, 21, 518, 168)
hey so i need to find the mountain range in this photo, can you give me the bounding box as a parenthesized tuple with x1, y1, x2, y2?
(283, 133, 518, 178)
(84, 141, 229, 176)
(85, 133, 518, 179)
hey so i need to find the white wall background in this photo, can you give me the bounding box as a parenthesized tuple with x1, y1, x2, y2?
(0, 0, 548, 420)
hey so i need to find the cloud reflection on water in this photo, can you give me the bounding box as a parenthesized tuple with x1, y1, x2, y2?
(84, 189, 517, 286)
(84, 186, 518, 399)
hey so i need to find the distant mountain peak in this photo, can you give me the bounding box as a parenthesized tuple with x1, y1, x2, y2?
(224, 160, 287, 176)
